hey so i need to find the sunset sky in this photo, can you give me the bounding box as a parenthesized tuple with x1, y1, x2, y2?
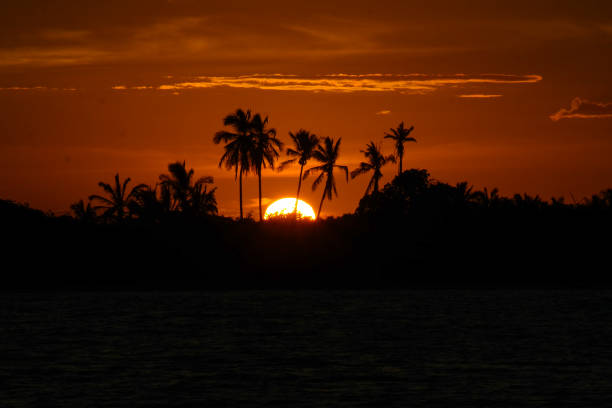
(1, 0, 611, 217)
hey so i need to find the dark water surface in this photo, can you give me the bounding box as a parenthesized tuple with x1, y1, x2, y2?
(2, 290, 612, 407)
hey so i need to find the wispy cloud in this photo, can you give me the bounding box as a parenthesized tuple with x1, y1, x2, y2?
(458, 94, 503, 98)
(550, 97, 612, 121)
(0, 86, 77, 91)
(115, 73, 541, 94)
(376, 110, 391, 115)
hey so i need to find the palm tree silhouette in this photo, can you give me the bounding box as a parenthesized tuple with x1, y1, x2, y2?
(453, 181, 477, 208)
(384, 122, 416, 176)
(89, 173, 146, 222)
(350, 141, 395, 197)
(473, 187, 500, 209)
(304, 137, 349, 219)
(214, 108, 254, 220)
(70, 199, 96, 223)
(280, 129, 320, 215)
(250, 113, 282, 221)
(190, 181, 218, 216)
(159, 161, 214, 214)
(129, 185, 167, 222)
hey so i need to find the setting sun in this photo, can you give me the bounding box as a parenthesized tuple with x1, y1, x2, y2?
(264, 198, 316, 220)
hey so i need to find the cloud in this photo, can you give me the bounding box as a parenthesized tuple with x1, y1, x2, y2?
(0, 16, 464, 69)
(117, 73, 541, 94)
(550, 97, 612, 121)
(0, 86, 77, 91)
(0, 86, 47, 91)
(458, 94, 503, 98)
(0, 47, 111, 67)
(376, 110, 391, 115)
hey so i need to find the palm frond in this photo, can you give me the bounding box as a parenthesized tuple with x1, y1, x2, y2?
(311, 172, 325, 191)
(89, 194, 114, 206)
(351, 162, 372, 179)
(303, 165, 325, 179)
(278, 158, 297, 170)
(336, 165, 349, 182)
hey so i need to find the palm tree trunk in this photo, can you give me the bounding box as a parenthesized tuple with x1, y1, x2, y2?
(295, 165, 304, 214)
(239, 166, 243, 220)
(317, 185, 327, 220)
(399, 153, 403, 176)
(258, 167, 262, 222)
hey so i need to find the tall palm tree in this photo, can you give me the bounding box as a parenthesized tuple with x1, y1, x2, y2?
(89, 173, 146, 222)
(213, 108, 254, 220)
(304, 137, 349, 219)
(384, 122, 416, 176)
(159, 161, 214, 214)
(280, 129, 320, 215)
(250, 113, 282, 221)
(350, 141, 395, 197)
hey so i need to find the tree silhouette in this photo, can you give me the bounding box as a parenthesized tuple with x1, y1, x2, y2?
(159, 161, 215, 215)
(588, 189, 612, 210)
(513, 193, 544, 211)
(190, 182, 218, 216)
(70, 199, 96, 223)
(214, 108, 254, 220)
(473, 187, 500, 209)
(453, 181, 477, 209)
(89, 173, 146, 222)
(304, 137, 349, 219)
(384, 122, 416, 176)
(250, 113, 282, 221)
(280, 129, 320, 215)
(128, 185, 169, 222)
(350, 141, 395, 197)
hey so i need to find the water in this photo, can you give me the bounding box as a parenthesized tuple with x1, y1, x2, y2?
(2, 290, 612, 407)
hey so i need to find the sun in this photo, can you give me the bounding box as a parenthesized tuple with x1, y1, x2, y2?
(264, 198, 316, 220)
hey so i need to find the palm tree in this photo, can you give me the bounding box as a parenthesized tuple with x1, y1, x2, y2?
(70, 199, 96, 223)
(453, 181, 477, 208)
(89, 173, 146, 222)
(129, 185, 167, 222)
(250, 113, 282, 221)
(280, 129, 320, 215)
(191, 181, 218, 216)
(159, 161, 214, 214)
(473, 187, 500, 209)
(350, 141, 395, 197)
(213, 108, 254, 220)
(384, 122, 416, 176)
(304, 137, 349, 219)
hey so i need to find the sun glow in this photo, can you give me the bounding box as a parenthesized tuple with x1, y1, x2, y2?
(264, 198, 316, 220)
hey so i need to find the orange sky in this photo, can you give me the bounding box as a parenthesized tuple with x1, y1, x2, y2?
(1, 0, 611, 217)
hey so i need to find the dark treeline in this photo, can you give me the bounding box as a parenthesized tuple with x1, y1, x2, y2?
(2, 108, 612, 289)
(3, 168, 612, 290)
